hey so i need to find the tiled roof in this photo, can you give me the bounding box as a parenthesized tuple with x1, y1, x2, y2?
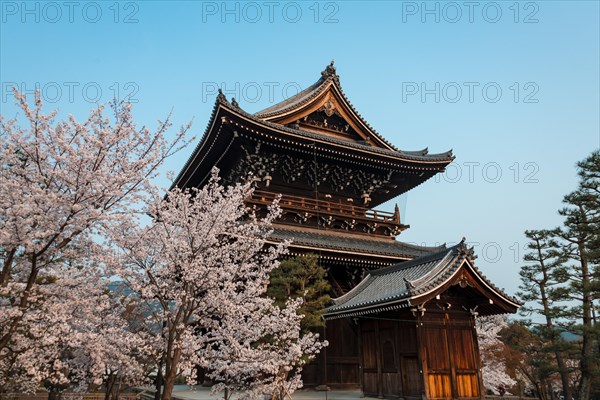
(324, 239, 521, 319)
(268, 226, 446, 260)
(228, 101, 454, 163)
(256, 78, 325, 117)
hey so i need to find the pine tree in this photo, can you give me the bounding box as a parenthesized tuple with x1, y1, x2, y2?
(553, 151, 600, 400)
(267, 254, 331, 332)
(517, 151, 600, 400)
(517, 229, 574, 400)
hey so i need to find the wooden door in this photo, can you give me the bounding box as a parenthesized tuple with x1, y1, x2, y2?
(421, 317, 481, 400)
(361, 321, 379, 396)
(422, 325, 453, 399)
(379, 323, 401, 397)
(401, 355, 422, 398)
(448, 326, 481, 399)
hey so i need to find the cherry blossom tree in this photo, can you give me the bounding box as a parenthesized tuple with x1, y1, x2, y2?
(0, 90, 190, 391)
(201, 294, 325, 400)
(109, 172, 326, 400)
(0, 262, 151, 394)
(476, 315, 517, 394)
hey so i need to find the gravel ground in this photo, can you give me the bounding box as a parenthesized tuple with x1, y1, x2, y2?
(169, 386, 365, 400)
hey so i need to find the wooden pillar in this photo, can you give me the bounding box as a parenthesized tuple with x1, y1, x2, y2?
(357, 318, 364, 397)
(319, 324, 327, 386)
(375, 319, 383, 398)
(446, 314, 458, 400)
(415, 314, 428, 400)
(471, 316, 485, 400)
(323, 322, 328, 388)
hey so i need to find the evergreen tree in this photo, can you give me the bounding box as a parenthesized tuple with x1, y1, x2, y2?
(267, 254, 331, 332)
(576, 150, 600, 261)
(517, 229, 574, 400)
(553, 151, 600, 400)
(517, 150, 600, 400)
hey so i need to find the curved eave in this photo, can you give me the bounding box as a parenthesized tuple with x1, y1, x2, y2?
(265, 239, 411, 261)
(264, 226, 446, 260)
(325, 298, 413, 320)
(171, 97, 227, 190)
(255, 62, 437, 154)
(173, 97, 453, 197)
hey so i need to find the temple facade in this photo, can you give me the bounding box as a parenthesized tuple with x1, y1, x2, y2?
(173, 62, 520, 399)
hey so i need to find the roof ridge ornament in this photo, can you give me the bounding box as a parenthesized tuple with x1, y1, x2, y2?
(217, 88, 227, 103)
(457, 237, 477, 259)
(458, 237, 467, 250)
(321, 60, 337, 79)
(403, 277, 416, 295)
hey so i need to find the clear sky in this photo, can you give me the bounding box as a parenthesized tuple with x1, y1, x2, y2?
(1, 0, 599, 300)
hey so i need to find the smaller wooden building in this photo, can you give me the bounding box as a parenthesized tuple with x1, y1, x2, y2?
(324, 239, 520, 400)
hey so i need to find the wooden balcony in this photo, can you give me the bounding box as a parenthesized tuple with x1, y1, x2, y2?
(246, 190, 407, 236)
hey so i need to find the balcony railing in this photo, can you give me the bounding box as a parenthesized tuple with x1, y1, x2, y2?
(247, 190, 401, 224)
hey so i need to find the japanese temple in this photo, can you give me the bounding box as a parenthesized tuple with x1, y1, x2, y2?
(172, 62, 520, 399)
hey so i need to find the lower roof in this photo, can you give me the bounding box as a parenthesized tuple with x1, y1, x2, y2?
(267, 225, 446, 261)
(324, 239, 521, 319)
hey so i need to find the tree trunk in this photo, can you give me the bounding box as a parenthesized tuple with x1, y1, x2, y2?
(48, 388, 61, 400)
(534, 382, 544, 400)
(0, 256, 39, 351)
(548, 382, 557, 400)
(105, 373, 115, 400)
(535, 238, 573, 400)
(154, 356, 164, 400)
(578, 375, 590, 400)
(577, 286, 593, 400)
(116, 380, 122, 400)
(576, 208, 593, 400)
(554, 352, 572, 400)
(161, 348, 181, 400)
(0, 248, 16, 287)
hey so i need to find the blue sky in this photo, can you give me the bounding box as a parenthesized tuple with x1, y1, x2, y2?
(1, 0, 599, 299)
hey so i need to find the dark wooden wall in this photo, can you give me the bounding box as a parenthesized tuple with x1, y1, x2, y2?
(360, 312, 422, 399)
(302, 318, 360, 387)
(326, 318, 360, 386)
